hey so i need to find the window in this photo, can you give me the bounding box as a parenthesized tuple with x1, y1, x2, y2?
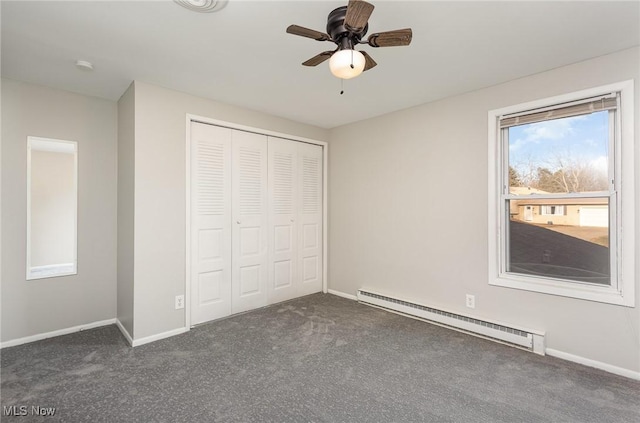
(540, 206, 565, 216)
(488, 81, 635, 306)
(27, 137, 78, 280)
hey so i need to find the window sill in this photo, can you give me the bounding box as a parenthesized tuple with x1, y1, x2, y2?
(490, 273, 633, 307)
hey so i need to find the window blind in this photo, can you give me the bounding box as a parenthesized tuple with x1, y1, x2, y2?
(499, 94, 617, 129)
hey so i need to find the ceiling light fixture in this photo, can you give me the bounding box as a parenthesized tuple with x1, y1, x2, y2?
(286, 1, 412, 81)
(173, 0, 228, 13)
(329, 49, 365, 79)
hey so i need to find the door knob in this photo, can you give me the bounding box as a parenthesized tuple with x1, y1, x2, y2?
(236, 221, 241, 225)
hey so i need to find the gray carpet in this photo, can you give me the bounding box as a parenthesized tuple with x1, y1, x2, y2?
(1, 293, 639, 422)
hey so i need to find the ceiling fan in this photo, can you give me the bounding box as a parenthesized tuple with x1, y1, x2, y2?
(286, 0, 412, 80)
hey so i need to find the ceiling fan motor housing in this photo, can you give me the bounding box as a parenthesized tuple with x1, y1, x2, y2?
(327, 6, 368, 49)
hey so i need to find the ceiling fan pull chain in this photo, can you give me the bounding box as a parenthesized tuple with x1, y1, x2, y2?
(340, 78, 344, 95)
(350, 49, 355, 69)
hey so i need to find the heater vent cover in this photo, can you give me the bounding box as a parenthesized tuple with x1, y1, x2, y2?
(357, 289, 545, 355)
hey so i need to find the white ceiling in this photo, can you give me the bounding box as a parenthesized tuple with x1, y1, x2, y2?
(2, 0, 639, 128)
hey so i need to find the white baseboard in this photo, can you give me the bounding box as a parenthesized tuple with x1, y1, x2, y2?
(131, 326, 189, 347)
(546, 348, 640, 381)
(115, 319, 133, 346)
(328, 289, 357, 301)
(0, 318, 116, 349)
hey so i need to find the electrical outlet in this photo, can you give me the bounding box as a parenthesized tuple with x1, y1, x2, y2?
(465, 294, 475, 309)
(175, 295, 184, 310)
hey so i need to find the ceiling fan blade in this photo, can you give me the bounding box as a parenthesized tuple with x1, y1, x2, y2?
(361, 51, 377, 71)
(344, 0, 375, 32)
(286, 25, 331, 42)
(302, 51, 334, 67)
(368, 28, 413, 47)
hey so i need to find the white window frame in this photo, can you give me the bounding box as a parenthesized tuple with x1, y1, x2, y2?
(488, 80, 635, 307)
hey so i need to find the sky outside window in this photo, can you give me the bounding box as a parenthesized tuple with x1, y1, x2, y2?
(508, 111, 609, 193)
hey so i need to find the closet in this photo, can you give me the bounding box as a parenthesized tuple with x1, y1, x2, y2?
(189, 121, 323, 325)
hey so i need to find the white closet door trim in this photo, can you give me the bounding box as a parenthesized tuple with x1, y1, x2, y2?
(186, 118, 192, 330)
(185, 114, 328, 330)
(188, 115, 327, 148)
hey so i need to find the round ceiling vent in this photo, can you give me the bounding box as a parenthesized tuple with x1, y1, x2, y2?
(173, 0, 228, 13)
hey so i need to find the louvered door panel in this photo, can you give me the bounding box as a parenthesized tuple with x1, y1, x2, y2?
(191, 123, 323, 320)
(298, 143, 323, 296)
(267, 137, 298, 304)
(231, 131, 268, 314)
(190, 122, 232, 324)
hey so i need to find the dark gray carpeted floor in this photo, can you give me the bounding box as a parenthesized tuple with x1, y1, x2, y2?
(1, 293, 639, 422)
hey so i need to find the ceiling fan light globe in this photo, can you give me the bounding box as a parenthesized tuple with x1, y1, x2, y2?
(329, 49, 365, 79)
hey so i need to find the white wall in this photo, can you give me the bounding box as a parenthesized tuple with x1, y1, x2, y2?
(1, 79, 117, 342)
(131, 82, 329, 339)
(117, 83, 135, 337)
(327, 47, 640, 373)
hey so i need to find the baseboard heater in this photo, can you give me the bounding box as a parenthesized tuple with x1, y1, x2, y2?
(357, 289, 545, 355)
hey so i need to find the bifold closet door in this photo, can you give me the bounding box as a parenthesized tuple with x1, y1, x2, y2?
(190, 122, 232, 325)
(297, 142, 323, 296)
(231, 131, 268, 314)
(267, 137, 299, 303)
(191, 123, 321, 324)
(267, 138, 323, 303)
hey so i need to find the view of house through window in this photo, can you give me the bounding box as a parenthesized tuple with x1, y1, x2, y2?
(490, 81, 634, 306)
(504, 109, 612, 285)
